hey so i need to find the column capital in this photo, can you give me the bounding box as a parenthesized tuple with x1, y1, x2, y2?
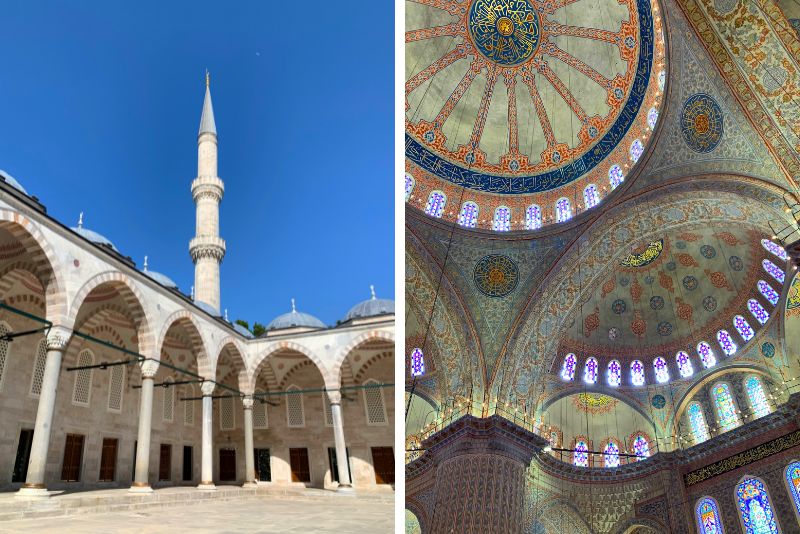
(46, 326, 72, 351)
(242, 395, 254, 409)
(140, 359, 160, 378)
(326, 389, 342, 405)
(201, 380, 216, 396)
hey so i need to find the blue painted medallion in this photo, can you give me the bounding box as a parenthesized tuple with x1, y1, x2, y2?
(681, 93, 723, 153)
(468, 0, 540, 66)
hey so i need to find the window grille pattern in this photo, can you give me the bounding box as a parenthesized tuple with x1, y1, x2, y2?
(286, 386, 305, 427)
(631, 360, 645, 386)
(425, 191, 446, 218)
(555, 198, 571, 223)
(184, 388, 195, 426)
(630, 139, 644, 162)
(458, 201, 479, 228)
(107, 364, 124, 412)
(736, 477, 778, 534)
(364, 380, 387, 425)
(583, 357, 598, 384)
(405, 173, 414, 200)
(323, 393, 333, 426)
(493, 206, 511, 232)
(695, 497, 724, 534)
(583, 184, 600, 209)
(758, 280, 779, 306)
(717, 330, 737, 356)
(163, 380, 174, 422)
(733, 315, 754, 342)
(607, 360, 621, 387)
(676, 351, 693, 378)
(688, 402, 710, 443)
(574, 440, 588, 467)
(609, 165, 624, 188)
(561, 353, 576, 381)
(762, 259, 785, 284)
(745, 376, 770, 418)
(647, 107, 659, 129)
(653, 357, 669, 383)
(410, 348, 425, 377)
(760, 239, 788, 261)
(0, 322, 10, 390)
(604, 441, 620, 468)
(253, 398, 268, 429)
(72, 350, 94, 405)
(525, 205, 542, 230)
(697, 341, 717, 368)
(748, 299, 769, 325)
(29, 338, 48, 396)
(220, 396, 234, 430)
(713, 382, 739, 431)
(632, 434, 649, 459)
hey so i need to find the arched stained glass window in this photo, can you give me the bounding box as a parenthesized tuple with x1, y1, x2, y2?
(758, 280, 780, 306)
(647, 107, 659, 129)
(555, 198, 572, 223)
(493, 206, 511, 232)
(561, 353, 576, 381)
(583, 184, 600, 209)
(653, 357, 669, 384)
(733, 316, 755, 342)
(425, 191, 446, 218)
(631, 360, 645, 386)
(574, 440, 588, 467)
(525, 205, 542, 230)
(748, 299, 769, 325)
(607, 360, 621, 387)
(410, 348, 425, 377)
(676, 351, 694, 378)
(761, 239, 788, 261)
(457, 201, 479, 228)
(609, 165, 624, 189)
(736, 477, 779, 534)
(745, 376, 770, 418)
(717, 330, 737, 356)
(405, 173, 414, 201)
(785, 462, 800, 520)
(688, 402, 710, 444)
(712, 382, 740, 431)
(762, 259, 785, 285)
(630, 139, 644, 162)
(549, 431, 559, 448)
(584, 357, 598, 384)
(632, 434, 649, 459)
(604, 441, 620, 468)
(697, 342, 717, 369)
(695, 497, 724, 534)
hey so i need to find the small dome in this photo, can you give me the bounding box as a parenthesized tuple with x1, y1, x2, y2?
(0, 169, 28, 195)
(267, 299, 325, 331)
(195, 300, 220, 316)
(145, 270, 178, 289)
(233, 323, 254, 339)
(344, 286, 394, 321)
(71, 227, 118, 251)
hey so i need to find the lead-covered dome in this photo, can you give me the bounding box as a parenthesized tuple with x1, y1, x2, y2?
(344, 286, 395, 321)
(0, 169, 28, 195)
(70, 213, 118, 251)
(267, 300, 326, 331)
(141, 257, 179, 290)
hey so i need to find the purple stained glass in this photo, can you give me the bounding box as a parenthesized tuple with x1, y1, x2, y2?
(405, 173, 414, 200)
(525, 205, 542, 230)
(631, 360, 645, 386)
(697, 342, 717, 368)
(410, 348, 425, 377)
(734, 316, 754, 342)
(493, 206, 511, 232)
(695, 498, 723, 534)
(747, 299, 769, 325)
(584, 184, 600, 209)
(736, 477, 778, 534)
(633, 434, 649, 459)
(630, 139, 644, 162)
(604, 441, 620, 468)
(584, 357, 598, 384)
(762, 259, 785, 284)
(653, 357, 670, 383)
(761, 239, 788, 261)
(609, 165, 624, 188)
(676, 351, 694, 378)
(574, 440, 588, 467)
(561, 353, 576, 381)
(607, 360, 621, 387)
(458, 202, 479, 228)
(758, 280, 779, 306)
(717, 330, 737, 356)
(647, 107, 658, 129)
(556, 198, 571, 223)
(425, 191, 446, 218)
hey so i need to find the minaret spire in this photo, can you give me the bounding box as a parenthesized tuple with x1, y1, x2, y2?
(199, 71, 216, 136)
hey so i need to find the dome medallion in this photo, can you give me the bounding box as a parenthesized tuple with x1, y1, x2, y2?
(468, 0, 541, 66)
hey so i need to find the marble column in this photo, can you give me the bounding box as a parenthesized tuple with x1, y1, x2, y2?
(130, 359, 159, 493)
(198, 380, 216, 490)
(17, 326, 71, 497)
(327, 389, 353, 492)
(242, 396, 256, 487)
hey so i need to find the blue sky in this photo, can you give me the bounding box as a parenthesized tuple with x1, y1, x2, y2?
(0, 1, 394, 328)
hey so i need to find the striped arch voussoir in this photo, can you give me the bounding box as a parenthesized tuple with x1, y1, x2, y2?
(156, 309, 211, 378)
(334, 329, 395, 385)
(251, 341, 330, 391)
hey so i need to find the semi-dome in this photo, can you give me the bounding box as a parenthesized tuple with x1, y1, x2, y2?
(0, 169, 28, 195)
(70, 213, 118, 252)
(344, 286, 394, 321)
(267, 299, 325, 331)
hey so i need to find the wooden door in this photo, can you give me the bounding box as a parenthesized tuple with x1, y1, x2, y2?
(289, 448, 310, 482)
(182, 446, 193, 482)
(371, 447, 394, 484)
(159, 444, 171, 481)
(219, 448, 236, 481)
(98, 438, 118, 482)
(255, 448, 271, 482)
(60, 434, 84, 482)
(12, 429, 33, 483)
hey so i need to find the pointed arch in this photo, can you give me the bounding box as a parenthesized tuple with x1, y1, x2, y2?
(333, 329, 395, 387)
(250, 340, 330, 391)
(156, 309, 211, 377)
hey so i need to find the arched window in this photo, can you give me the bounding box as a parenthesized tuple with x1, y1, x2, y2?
(697, 341, 717, 368)
(29, 338, 47, 397)
(493, 206, 511, 232)
(695, 497, 724, 534)
(603, 441, 620, 468)
(525, 204, 542, 230)
(405, 172, 415, 201)
(457, 201, 479, 228)
(561, 353, 576, 381)
(0, 322, 10, 391)
(736, 477, 779, 534)
(583, 184, 600, 209)
(424, 190, 446, 218)
(785, 462, 800, 521)
(609, 165, 624, 189)
(748, 299, 769, 325)
(184, 386, 195, 426)
(717, 330, 737, 356)
(220, 395, 234, 430)
(548, 430, 560, 448)
(745, 376, 770, 418)
(107, 364, 124, 412)
(762, 259, 785, 284)
(761, 239, 788, 261)
(712, 382, 740, 431)
(410, 347, 425, 377)
(632, 434, 649, 460)
(631, 360, 645, 386)
(555, 198, 572, 223)
(688, 402, 710, 444)
(163, 379, 174, 422)
(676, 351, 694, 378)
(647, 107, 659, 129)
(630, 139, 644, 162)
(607, 360, 621, 387)
(583, 357, 598, 384)
(574, 440, 589, 467)
(253, 397, 268, 429)
(72, 350, 94, 406)
(286, 384, 305, 427)
(758, 280, 780, 306)
(733, 316, 754, 342)
(653, 357, 670, 383)
(363, 379, 387, 425)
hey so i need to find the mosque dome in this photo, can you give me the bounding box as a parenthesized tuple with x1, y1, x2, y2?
(344, 286, 395, 321)
(141, 257, 179, 290)
(70, 213, 118, 251)
(233, 323, 255, 339)
(267, 300, 325, 331)
(195, 300, 221, 317)
(0, 169, 28, 195)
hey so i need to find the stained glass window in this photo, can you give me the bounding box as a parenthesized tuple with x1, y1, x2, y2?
(603, 441, 620, 468)
(556, 198, 571, 223)
(457, 201, 479, 228)
(658, 70, 666, 91)
(653, 357, 669, 384)
(761, 239, 788, 261)
(574, 440, 588, 467)
(676, 351, 694, 378)
(607, 360, 621, 387)
(758, 280, 779, 306)
(736, 477, 779, 534)
(748, 299, 769, 325)
(631, 360, 645, 386)
(717, 330, 738, 356)
(647, 107, 659, 129)
(493, 206, 511, 232)
(549, 431, 559, 448)
(786, 462, 800, 519)
(410, 348, 425, 377)
(584, 184, 600, 209)
(745, 376, 770, 418)
(632, 434, 649, 459)
(584, 357, 598, 384)
(561, 353, 576, 381)
(734, 316, 755, 342)
(712, 382, 740, 431)
(405, 173, 414, 200)
(688, 402, 710, 444)
(697, 342, 717, 368)
(630, 139, 644, 162)
(762, 259, 785, 284)
(425, 191, 446, 218)
(609, 165, 624, 189)
(695, 497, 724, 534)
(525, 205, 542, 230)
